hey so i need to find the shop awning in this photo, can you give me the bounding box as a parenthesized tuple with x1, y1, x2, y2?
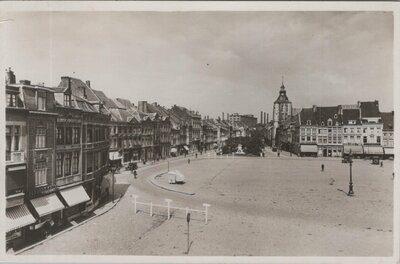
(300, 145, 318, 153)
(30, 193, 65, 217)
(384, 148, 394, 155)
(109, 151, 122, 160)
(59, 185, 90, 207)
(363, 145, 384, 155)
(343, 145, 363, 154)
(184, 146, 189, 151)
(170, 148, 177, 153)
(6, 204, 36, 232)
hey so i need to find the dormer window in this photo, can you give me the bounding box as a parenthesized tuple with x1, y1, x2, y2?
(6, 93, 16, 107)
(327, 119, 333, 126)
(64, 93, 71, 107)
(321, 121, 325, 126)
(37, 91, 46, 111)
(306, 120, 311, 125)
(334, 114, 338, 119)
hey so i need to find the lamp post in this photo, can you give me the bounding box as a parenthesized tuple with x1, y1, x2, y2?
(348, 152, 354, 196)
(111, 166, 116, 203)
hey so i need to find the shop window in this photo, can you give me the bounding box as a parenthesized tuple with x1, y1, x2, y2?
(35, 161, 47, 186)
(35, 127, 46, 148)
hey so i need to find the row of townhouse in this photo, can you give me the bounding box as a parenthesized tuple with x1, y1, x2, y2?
(5, 68, 258, 250)
(6, 70, 110, 250)
(277, 102, 394, 158)
(267, 81, 394, 158)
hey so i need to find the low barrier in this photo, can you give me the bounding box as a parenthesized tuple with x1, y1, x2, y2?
(131, 195, 211, 224)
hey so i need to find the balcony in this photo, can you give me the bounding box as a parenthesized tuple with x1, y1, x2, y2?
(6, 151, 25, 163)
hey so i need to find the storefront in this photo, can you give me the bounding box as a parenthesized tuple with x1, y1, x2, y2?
(6, 203, 36, 250)
(343, 145, 363, 158)
(363, 145, 384, 157)
(300, 145, 318, 157)
(59, 185, 91, 221)
(384, 147, 394, 159)
(318, 145, 343, 157)
(109, 151, 122, 168)
(28, 193, 65, 235)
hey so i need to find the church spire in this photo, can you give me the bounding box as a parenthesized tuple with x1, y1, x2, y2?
(280, 76, 285, 90)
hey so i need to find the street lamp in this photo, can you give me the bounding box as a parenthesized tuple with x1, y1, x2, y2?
(111, 166, 117, 203)
(348, 151, 354, 196)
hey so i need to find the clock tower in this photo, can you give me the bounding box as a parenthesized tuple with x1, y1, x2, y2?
(272, 79, 292, 147)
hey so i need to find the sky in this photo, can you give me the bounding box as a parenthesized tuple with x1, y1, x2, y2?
(3, 11, 394, 119)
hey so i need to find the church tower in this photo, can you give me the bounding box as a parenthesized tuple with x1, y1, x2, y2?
(272, 78, 292, 147)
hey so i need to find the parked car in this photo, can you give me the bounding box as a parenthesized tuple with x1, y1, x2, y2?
(167, 170, 186, 184)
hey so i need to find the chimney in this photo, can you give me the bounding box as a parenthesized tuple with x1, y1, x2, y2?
(227, 113, 230, 122)
(222, 112, 225, 120)
(138, 101, 148, 113)
(267, 113, 269, 124)
(264, 112, 266, 125)
(260, 111, 263, 124)
(5, 68, 16, 85)
(312, 105, 317, 113)
(19, 80, 31, 85)
(86, 80, 91, 88)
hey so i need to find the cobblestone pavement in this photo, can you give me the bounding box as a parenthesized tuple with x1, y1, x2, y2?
(21, 153, 394, 256)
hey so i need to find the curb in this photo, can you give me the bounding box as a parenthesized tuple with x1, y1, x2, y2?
(149, 173, 195, 196)
(14, 195, 122, 255)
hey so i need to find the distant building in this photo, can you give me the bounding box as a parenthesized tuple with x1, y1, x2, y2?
(359, 101, 384, 157)
(272, 81, 292, 147)
(380, 111, 394, 157)
(228, 113, 257, 128)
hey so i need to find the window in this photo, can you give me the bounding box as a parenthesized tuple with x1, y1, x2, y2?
(13, 126, 20, 151)
(87, 128, 93, 143)
(6, 93, 16, 107)
(377, 136, 381, 144)
(363, 136, 367, 144)
(64, 153, 71, 176)
(6, 126, 12, 161)
(73, 127, 80, 144)
(56, 153, 63, 178)
(72, 152, 79, 174)
(35, 161, 47, 186)
(306, 136, 311, 141)
(363, 128, 367, 133)
(334, 114, 338, 119)
(65, 127, 72, 145)
(87, 152, 93, 173)
(321, 122, 324, 126)
(64, 93, 71, 107)
(301, 136, 305, 142)
(56, 127, 64, 145)
(94, 152, 100, 171)
(95, 128, 100, 142)
(37, 91, 46, 111)
(344, 128, 347, 133)
(35, 127, 46, 148)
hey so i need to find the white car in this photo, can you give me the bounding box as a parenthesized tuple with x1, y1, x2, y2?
(167, 170, 186, 184)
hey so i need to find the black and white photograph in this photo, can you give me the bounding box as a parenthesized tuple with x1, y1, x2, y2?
(1, 1, 398, 263)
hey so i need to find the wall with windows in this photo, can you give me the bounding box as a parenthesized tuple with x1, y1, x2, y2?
(361, 123, 383, 145)
(299, 126, 317, 144)
(27, 115, 56, 194)
(383, 131, 394, 147)
(342, 125, 362, 145)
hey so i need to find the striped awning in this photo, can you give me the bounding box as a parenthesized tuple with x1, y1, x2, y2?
(343, 145, 363, 154)
(363, 145, 384, 155)
(6, 204, 36, 232)
(30, 193, 65, 217)
(384, 148, 394, 155)
(59, 185, 90, 207)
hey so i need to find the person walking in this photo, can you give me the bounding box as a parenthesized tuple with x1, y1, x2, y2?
(321, 164, 325, 172)
(188, 159, 191, 164)
(380, 161, 383, 167)
(195, 153, 198, 159)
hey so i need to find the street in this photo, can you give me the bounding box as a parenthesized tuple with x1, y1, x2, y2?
(22, 154, 393, 256)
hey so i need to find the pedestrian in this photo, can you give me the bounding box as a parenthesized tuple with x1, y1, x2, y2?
(188, 159, 190, 164)
(133, 170, 137, 179)
(321, 164, 325, 172)
(277, 152, 280, 157)
(195, 153, 198, 159)
(393, 172, 395, 180)
(380, 161, 383, 167)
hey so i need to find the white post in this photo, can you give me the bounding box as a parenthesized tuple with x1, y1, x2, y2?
(186, 207, 189, 217)
(202, 203, 210, 224)
(150, 202, 153, 217)
(132, 195, 138, 214)
(165, 199, 172, 220)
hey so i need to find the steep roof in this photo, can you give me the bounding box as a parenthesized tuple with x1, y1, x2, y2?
(299, 108, 316, 126)
(92, 90, 119, 109)
(274, 84, 291, 104)
(380, 112, 394, 130)
(359, 101, 380, 118)
(315, 106, 340, 126)
(342, 109, 361, 125)
(58, 77, 101, 103)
